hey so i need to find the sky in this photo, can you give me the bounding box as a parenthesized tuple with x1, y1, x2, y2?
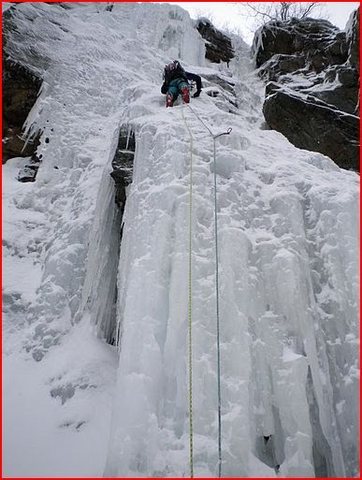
(171, 2, 359, 44)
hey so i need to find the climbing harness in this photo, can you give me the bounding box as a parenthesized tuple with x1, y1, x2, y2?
(181, 105, 195, 478)
(182, 103, 232, 478)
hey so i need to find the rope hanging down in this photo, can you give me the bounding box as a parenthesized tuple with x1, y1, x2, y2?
(183, 103, 232, 478)
(181, 104, 195, 478)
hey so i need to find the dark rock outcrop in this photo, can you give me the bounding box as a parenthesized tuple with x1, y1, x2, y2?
(110, 126, 135, 214)
(17, 153, 42, 182)
(254, 18, 347, 70)
(263, 87, 359, 170)
(253, 11, 360, 171)
(346, 8, 359, 69)
(3, 59, 42, 162)
(3, 6, 43, 163)
(196, 18, 234, 64)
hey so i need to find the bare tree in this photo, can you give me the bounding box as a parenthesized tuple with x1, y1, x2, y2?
(242, 2, 325, 27)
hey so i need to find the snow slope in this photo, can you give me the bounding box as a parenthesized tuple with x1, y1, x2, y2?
(3, 3, 359, 477)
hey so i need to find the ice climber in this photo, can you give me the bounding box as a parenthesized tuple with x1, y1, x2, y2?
(161, 60, 202, 107)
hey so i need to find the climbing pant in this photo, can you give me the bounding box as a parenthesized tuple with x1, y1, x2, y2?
(167, 78, 189, 103)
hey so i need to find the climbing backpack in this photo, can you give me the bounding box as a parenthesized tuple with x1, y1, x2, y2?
(163, 60, 186, 83)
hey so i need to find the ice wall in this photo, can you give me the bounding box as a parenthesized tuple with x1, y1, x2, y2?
(3, 1, 205, 358)
(3, 3, 358, 478)
(104, 95, 358, 477)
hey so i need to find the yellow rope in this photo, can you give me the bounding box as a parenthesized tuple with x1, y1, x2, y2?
(183, 104, 231, 478)
(181, 104, 194, 478)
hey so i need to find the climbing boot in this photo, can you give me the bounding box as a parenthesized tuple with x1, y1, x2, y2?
(166, 93, 174, 108)
(181, 87, 190, 104)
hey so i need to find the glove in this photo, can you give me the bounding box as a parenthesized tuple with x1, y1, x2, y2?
(193, 90, 201, 98)
(161, 83, 168, 94)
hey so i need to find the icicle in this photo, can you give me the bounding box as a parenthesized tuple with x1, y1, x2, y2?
(21, 81, 48, 150)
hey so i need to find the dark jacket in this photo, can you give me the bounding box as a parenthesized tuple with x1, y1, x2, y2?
(185, 72, 202, 92)
(161, 70, 202, 94)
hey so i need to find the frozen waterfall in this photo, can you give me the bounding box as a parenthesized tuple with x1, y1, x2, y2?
(3, 3, 358, 477)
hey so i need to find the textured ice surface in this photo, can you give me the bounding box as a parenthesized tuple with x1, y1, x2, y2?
(3, 3, 358, 477)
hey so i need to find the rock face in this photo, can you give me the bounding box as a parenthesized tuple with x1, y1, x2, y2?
(196, 18, 234, 64)
(254, 18, 348, 70)
(346, 8, 359, 69)
(253, 11, 360, 171)
(110, 126, 135, 215)
(263, 84, 359, 169)
(17, 153, 42, 182)
(3, 59, 42, 163)
(3, 7, 42, 163)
